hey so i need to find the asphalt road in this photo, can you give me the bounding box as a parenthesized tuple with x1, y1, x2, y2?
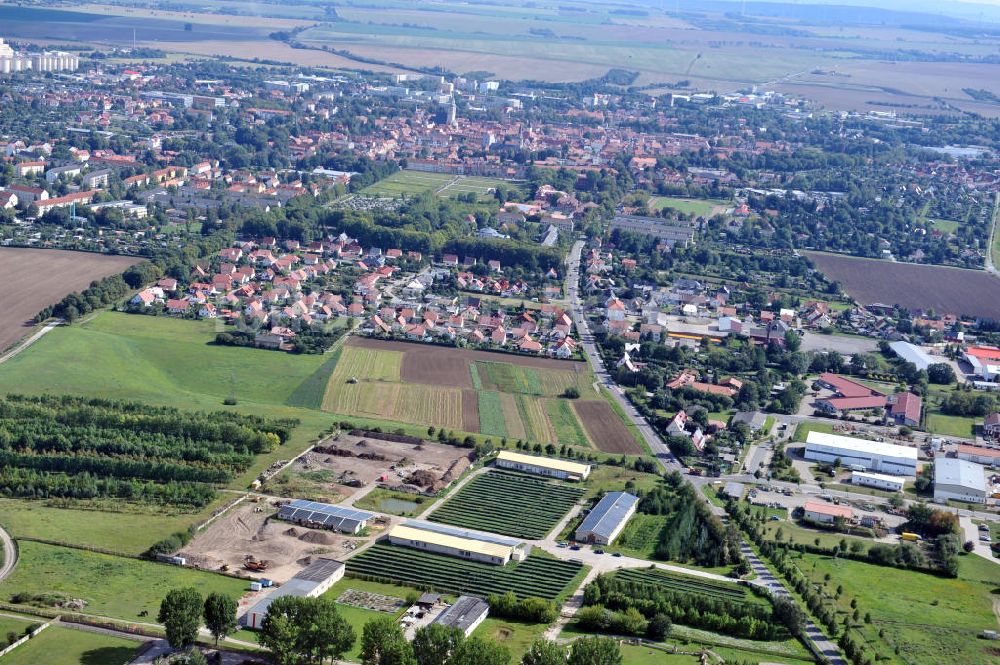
(0, 525, 16, 582)
(565, 241, 847, 665)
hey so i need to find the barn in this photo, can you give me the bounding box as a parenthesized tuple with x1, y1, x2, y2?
(240, 558, 345, 628)
(276, 500, 374, 534)
(386, 521, 530, 565)
(574, 491, 638, 545)
(495, 450, 591, 481)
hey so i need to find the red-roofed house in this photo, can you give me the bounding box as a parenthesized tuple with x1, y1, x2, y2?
(803, 501, 854, 524)
(888, 392, 922, 428)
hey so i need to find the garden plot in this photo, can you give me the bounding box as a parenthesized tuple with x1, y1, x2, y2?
(347, 542, 584, 600)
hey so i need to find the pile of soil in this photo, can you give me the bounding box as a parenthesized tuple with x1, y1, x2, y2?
(299, 531, 337, 545)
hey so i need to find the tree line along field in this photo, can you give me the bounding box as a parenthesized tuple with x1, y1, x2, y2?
(346, 542, 584, 601)
(0, 394, 292, 508)
(804, 251, 1000, 320)
(322, 338, 640, 452)
(427, 470, 583, 540)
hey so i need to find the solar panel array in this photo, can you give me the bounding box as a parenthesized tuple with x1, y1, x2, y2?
(277, 499, 375, 532)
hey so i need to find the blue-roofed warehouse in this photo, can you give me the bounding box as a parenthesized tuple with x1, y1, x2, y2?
(276, 500, 374, 534)
(574, 491, 639, 545)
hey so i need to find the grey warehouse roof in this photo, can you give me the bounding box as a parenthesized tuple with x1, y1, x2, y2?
(935, 457, 987, 492)
(576, 491, 638, 540)
(403, 520, 525, 547)
(244, 558, 344, 619)
(277, 500, 374, 530)
(888, 341, 935, 371)
(433, 596, 489, 632)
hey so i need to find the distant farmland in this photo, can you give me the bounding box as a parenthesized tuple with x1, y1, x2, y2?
(0, 248, 136, 352)
(804, 251, 1000, 320)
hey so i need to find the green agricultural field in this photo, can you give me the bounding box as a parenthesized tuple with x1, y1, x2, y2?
(648, 197, 728, 217)
(1, 542, 249, 622)
(0, 625, 141, 665)
(323, 381, 467, 431)
(545, 399, 591, 447)
(477, 390, 507, 437)
(428, 470, 583, 539)
(347, 542, 584, 601)
(0, 311, 336, 487)
(0, 498, 231, 555)
(477, 360, 592, 397)
(797, 552, 1000, 665)
(328, 345, 403, 384)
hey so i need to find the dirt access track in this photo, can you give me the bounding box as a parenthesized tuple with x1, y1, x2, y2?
(0, 248, 137, 352)
(179, 501, 388, 584)
(349, 337, 588, 390)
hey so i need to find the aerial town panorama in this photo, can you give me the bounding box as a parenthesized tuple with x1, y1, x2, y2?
(1, 1, 1000, 664)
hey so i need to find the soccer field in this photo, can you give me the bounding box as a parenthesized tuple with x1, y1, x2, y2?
(362, 169, 512, 199)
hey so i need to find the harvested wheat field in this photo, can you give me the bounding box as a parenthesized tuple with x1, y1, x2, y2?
(0, 248, 137, 352)
(349, 337, 590, 389)
(574, 401, 644, 454)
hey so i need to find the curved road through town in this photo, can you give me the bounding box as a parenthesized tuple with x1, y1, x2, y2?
(566, 240, 846, 665)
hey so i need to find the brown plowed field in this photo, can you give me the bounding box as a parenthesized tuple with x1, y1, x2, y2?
(573, 401, 644, 454)
(348, 337, 589, 389)
(461, 389, 480, 433)
(0, 248, 137, 352)
(804, 251, 1000, 320)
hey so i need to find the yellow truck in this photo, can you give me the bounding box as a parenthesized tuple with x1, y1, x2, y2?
(900, 532, 921, 542)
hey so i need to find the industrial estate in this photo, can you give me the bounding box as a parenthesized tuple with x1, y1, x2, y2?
(1, 1, 1000, 665)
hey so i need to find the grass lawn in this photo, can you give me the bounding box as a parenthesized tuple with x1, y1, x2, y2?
(0, 541, 249, 622)
(794, 551, 1000, 665)
(762, 519, 871, 552)
(0, 625, 141, 665)
(792, 420, 836, 442)
(604, 513, 667, 560)
(472, 618, 549, 661)
(581, 465, 664, 499)
(925, 412, 976, 438)
(647, 196, 728, 217)
(0, 613, 39, 640)
(0, 497, 232, 555)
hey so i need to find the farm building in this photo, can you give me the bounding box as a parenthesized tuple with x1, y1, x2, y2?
(802, 501, 854, 525)
(934, 457, 987, 504)
(888, 341, 935, 371)
(888, 392, 922, 428)
(803, 431, 917, 476)
(851, 471, 906, 492)
(240, 558, 345, 628)
(815, 372, 887, 413)
(495, 450, 591, 481)
(574, 492, 639, 545)
(432, 595, 490, 636)
(958, 443, 1000, 467)
(386, 521, 530, 566)
(276, 500, 374, 534)
(965, 347, 1000, 381)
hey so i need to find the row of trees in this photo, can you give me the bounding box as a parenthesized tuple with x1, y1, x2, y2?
(158, 587, 626, 665)
(0, 395, 294, 507)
